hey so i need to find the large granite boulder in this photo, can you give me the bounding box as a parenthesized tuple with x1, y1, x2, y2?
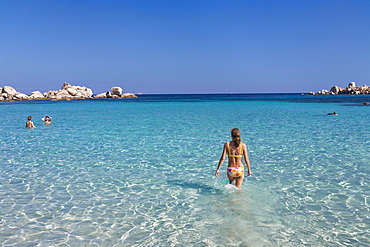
(2, 86, 17, 95)
(330, 86, 342, 94)
(347, 82, 356, 89)
(78, 87, 93, 98)
(14, 93, 30, 100)
(30, 91, 45, 99)
(111, 87, 123, 96)
(56, 89, 71, 97)
(94, 92, 108, 98)
(66, 87, 77, 96)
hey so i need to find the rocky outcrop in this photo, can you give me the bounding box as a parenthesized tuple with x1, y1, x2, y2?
(0, 86, 30, 100)
(94, 86, 137, 99)
(2, 86, 17, 95)
(13, 93, 30, 100)
(309, 82, 370, 95)
(29, 91, 45, 99)
(111, 87, 123, 96)
(121, 93, 137, 98)
(0, 83, 137, 101)
(45, 82, 94, 100)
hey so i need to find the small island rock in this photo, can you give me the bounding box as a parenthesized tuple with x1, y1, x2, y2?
(310, 82, 370, 95)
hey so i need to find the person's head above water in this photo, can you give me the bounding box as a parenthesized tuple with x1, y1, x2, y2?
(231, 128, 241, 146)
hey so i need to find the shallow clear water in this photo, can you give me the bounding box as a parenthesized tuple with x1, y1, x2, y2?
(0, 94, 369, 246)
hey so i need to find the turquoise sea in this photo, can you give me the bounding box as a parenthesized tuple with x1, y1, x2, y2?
(1, 94, 369, 246)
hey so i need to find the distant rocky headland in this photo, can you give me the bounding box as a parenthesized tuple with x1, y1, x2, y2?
(0, 82, 137, 101)
(309, 82, 370, 95)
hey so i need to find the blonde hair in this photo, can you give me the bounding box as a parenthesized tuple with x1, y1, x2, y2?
(231, 128, 241, 146)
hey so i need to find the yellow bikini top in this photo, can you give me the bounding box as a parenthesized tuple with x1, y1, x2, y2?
(227, 142, 243, 157)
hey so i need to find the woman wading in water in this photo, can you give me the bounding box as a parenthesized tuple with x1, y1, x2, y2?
(215, 128, 251, 188)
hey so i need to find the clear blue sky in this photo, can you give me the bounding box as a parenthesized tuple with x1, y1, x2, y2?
(1, 0, 369, 94)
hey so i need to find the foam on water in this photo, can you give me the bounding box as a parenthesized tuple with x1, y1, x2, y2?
(0, 95, 369, 246)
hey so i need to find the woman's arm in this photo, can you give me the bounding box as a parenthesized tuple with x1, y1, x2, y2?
(215, 143, 227, 177)
(243, 143, 251, 176)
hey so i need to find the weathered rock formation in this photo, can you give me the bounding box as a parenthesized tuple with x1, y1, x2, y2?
(94, 87, 137, 99)
(30, 91, 45, 99)
(2, 86, 17, 95)
(46, 82, 93, 100)
(309, 82, 370, 95)
(0, 83, 137, 101)
(0, 86, 30, 100)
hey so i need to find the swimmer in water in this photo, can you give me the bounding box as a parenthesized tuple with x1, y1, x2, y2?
(327, 111, 338, 115)
(215, 128, 251, 188)
(42, 116, 52, 125)
(25, 116, 36, 129)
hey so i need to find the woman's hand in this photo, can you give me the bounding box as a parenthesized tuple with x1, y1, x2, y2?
(215, 169, 220, 177)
